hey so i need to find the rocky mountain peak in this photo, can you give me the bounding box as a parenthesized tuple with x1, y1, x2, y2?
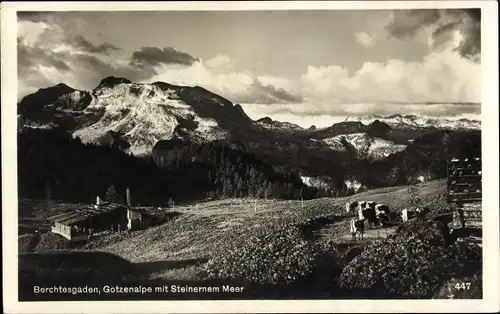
(96, 76, 133, 89)
(257, 117, 273, 124)
(367, 120, 391, 138)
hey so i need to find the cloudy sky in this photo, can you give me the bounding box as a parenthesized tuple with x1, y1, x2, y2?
(17, 9, 481, 127)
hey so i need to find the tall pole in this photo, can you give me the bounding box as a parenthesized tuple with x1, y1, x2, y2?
(126, 186, 131, 208)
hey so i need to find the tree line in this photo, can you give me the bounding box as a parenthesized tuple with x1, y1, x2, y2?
(18, 128, 349, 207)
(151, 140, 357, 201)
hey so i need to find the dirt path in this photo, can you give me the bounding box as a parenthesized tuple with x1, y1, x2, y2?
(335, 226, 398, 242)
(309, 215, 398, 246)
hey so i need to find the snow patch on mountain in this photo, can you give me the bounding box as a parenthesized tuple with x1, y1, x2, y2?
(344, 179, 366, 193)
(23, 122, 56, 130)
(72, 82, 229, 153)
(344, 114, 480, 130)
(300, 176, 331, 190)
(322, 133, 406, 159)
(64, 90, 87, 103)
(256, 117, 304, 132)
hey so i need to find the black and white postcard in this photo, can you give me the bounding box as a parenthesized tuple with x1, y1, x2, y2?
(2, 1, 499, 313)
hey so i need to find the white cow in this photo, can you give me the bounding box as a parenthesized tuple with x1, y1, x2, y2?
(347, 200, 378, 228)
(357, 206, 365, 220)
(400, 207, 430, 222)
(346, 200, 375, 213)
(401, 208, 409, 222)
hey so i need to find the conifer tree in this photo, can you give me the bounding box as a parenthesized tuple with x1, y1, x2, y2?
(236, 179, 246, 197)
(208, 170, 213, 185)
(106, 185, 120, 203)
(264, 181, 273, 199)
(223, 177, 234, 198)
(168, 197, 175, 208)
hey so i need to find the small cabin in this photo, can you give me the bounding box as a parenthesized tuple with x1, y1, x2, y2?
(127, 207, 154, 231)
(126, 206, 172, 231)
(48, 203, 128, 240)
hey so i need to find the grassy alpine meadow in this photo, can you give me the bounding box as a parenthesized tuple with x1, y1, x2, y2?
(18, 179, 482, 299)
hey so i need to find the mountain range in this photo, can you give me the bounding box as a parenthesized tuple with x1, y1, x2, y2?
(258, 114, 480, 133)
(17, 76, 481, 192)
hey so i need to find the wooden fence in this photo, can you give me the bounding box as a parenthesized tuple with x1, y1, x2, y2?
(447, 157, 482, 230)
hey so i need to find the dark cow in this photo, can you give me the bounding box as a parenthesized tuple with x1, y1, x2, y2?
(359, 205, 377, 229)
(375, 203, 391, 226)
(416, 207, 431, 220)
(350, 218, 365, 240)
(375, 203, 391, 217)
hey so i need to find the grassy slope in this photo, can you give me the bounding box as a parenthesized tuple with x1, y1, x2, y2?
(22, 179, 449, 281)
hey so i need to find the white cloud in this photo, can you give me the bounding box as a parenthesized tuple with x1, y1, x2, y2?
(299, 46, 480, 105)
(150, 60, 253, 94)
(237, 43, 480, 125)
(241, 103, 346, 128)
(355, 32, 375, 47)
(204, 54, 234, 73)
(149, 60, 302, 104)
(19, 43, 480, 120)
(257, 75, 293, 90)
(17, 20, 52, 46)
(153, 46, 480, 111)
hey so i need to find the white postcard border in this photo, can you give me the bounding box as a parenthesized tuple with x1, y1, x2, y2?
(2, 1, 498, 313)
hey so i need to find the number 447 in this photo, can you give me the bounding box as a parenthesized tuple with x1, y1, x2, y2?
(455, 282, 471, 290)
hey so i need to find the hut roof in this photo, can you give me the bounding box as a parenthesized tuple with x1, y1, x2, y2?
(47, 202, 126, 226)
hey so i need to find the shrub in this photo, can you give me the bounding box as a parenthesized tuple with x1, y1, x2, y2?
(406, 183, 423, 209)
(426, 197, 454, 216)
(395, 220, 451, 246)
(33, 232, 88, 252)
(19, 234, 39, 253)
(339, 220, 482, 298)
(201, 227, 317, 284)
(19, 250, 138, 286)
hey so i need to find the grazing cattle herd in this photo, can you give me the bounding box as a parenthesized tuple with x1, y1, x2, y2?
(346, 200, 431, 241)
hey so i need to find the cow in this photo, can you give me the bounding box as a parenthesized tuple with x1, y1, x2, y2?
(377, 212, 390, 229)
(401, 208, 409, 222)
(346, 201, 359, 214)
(358, 201, 367, 210)
(374, 203, 391, 225)
(358, 205, 377, 229)
(375, 203, 391, 216)
(347, 200, 380, 229)
(416, 207, 431, 220)
(350, 218, 365, 240)
(347, 200, 375, 213)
